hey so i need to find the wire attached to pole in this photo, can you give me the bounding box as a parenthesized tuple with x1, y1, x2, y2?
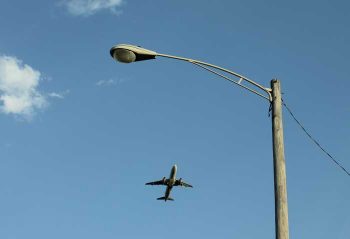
(282, 99, 350, 177)
(268, 102, 273, 117)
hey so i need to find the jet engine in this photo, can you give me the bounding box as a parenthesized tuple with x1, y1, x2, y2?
(162, 177, 166, 183)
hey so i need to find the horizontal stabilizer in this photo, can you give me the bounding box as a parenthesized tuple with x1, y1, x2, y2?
(157, 197, 174, 201)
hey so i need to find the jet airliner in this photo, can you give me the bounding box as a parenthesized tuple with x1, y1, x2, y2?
(145, 165, 193, 201)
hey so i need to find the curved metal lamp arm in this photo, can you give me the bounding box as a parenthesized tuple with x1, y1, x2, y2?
(157, 53, 272, 101)
(110, 44, 272, 101)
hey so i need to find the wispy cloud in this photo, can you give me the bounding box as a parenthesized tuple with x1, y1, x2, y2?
(96, 79, 116, 86)
(61, 0, 123, 16)
(0, 56, 48, 119)
(48, 89, 70, 99)
(96, 78, 126, 87)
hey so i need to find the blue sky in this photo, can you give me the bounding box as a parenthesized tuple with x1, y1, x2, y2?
(0, 0, 349, 238)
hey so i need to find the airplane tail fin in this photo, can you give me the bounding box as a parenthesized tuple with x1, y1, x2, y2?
(157, 197, 174, 201)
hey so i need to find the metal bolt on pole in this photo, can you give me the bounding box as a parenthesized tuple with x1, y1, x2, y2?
(271, 79, 289, 239)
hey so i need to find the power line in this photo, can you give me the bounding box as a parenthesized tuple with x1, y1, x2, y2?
(282, 99, 350, 177)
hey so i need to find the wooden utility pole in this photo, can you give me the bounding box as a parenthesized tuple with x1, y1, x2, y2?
(271, 79, 289, 239)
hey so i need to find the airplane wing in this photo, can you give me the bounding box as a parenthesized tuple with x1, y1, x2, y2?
(174, 179, 193, 188)
(145, 179, 167, 186)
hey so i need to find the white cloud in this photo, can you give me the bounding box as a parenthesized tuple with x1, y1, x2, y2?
(0, 56, 47, 119)
(96, 78, 127, 86)
(62, 0, 123, 16)
(48, 92, 64, 99)
(48, 89, 70, 99)
(96, 79, 116, 86)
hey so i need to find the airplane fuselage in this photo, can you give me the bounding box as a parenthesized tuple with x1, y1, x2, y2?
(164, 165, 177, 201)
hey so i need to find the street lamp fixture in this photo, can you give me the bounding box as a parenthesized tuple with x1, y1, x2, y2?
(110, 43, 290, 239)
(110, 44, 156, 63)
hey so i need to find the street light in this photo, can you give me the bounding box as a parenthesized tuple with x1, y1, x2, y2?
(110, 44, 290, 239)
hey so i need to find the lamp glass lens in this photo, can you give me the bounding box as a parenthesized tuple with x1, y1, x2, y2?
(114, 49, 136, 63)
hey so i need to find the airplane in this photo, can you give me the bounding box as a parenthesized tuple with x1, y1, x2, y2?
(145, 164, 193, 201)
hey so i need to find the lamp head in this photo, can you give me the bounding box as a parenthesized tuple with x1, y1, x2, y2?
(110, 44, 157, 63)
